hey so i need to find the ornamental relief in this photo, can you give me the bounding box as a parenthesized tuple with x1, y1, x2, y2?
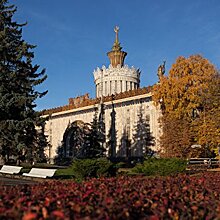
(93, 64, 140, 80)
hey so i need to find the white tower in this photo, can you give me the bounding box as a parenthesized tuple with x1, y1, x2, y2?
(94, 26, 140, 98)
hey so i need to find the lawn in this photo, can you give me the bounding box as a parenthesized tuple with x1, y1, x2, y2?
(0, 172, 220, 219)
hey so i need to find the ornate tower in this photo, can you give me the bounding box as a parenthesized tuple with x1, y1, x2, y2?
(94, 26, 140, 98)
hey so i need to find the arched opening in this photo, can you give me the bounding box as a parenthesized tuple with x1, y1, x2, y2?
(62, 120, 90, 158)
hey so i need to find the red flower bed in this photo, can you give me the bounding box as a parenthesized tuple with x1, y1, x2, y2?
(0, 172, 220, 219)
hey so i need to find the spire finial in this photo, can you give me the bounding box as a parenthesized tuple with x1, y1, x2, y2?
(107, 26, 127, 67)
(114, 26, 119, 43)
(112, 25, 122, 51)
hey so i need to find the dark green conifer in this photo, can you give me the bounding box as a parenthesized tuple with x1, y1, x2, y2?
(83, 107, 106, 158)
(107, 102, 117, 159)
(132, 107, 155, 158)
(0, 1, 48, 163)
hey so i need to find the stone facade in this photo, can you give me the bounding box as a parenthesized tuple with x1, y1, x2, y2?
(43, 92, 161, 161)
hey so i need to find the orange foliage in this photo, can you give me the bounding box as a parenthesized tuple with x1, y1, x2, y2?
(153, 55, 219, 158)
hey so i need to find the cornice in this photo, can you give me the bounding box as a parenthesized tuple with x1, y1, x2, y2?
(40, 86, 153, 116)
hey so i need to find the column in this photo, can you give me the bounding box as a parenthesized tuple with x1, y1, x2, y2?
(97, 83, 99, 97)
(115, 80, 117, 94)
(122, 80, 126, 92)
(111, 80, 115, 95)
(127, 81, 131, 91)
(107, 80, 111, 96)
(130, 82, 133, 90)
(105, 81, 107, 96)
(117, 80, 120, 94)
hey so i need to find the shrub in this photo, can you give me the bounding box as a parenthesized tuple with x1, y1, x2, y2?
(115, 162, 127, 169)
(54, 157, 73, 166)
(132, 158, 187, 176)
(54, 167, 75, 179)
(71, 158, 117, 180)
(1, 173, 220, 219)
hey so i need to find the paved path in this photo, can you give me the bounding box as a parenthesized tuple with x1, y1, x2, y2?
(0, 176, 38, 186)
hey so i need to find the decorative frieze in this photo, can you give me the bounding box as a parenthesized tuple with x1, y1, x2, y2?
(94, 64, 141, 97)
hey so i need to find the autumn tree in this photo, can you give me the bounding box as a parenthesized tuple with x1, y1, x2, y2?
(0, 1, 48, 163)
(153, 55, 219, 158)
(196, 73, 220, 155)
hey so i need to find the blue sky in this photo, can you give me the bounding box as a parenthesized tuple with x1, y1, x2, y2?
(13, 0, 220, 110)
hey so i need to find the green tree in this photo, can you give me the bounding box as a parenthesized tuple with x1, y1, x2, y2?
(132, 107, 155, 158)
(35, 120, 49, 163)
(0, 1, 48, 163)
(107, 102, 117, 159)
(153, 55, 219, 158)
(98, 103, 106, 151)
(83, 108, 106, 158)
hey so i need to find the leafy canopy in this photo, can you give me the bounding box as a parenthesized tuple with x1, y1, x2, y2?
(153, 55, 219, 158)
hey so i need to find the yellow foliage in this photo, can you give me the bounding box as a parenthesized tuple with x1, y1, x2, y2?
(153, 55, 220, 158)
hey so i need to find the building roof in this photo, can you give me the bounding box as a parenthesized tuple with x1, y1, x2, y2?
(40, 86, 153, 116)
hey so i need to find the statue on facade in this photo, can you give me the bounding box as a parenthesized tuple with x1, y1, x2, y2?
(157, 60, 166, 80)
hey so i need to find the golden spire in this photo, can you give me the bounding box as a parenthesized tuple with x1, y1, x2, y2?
(112, 25, 122, 51)
(107, 26, 127, 68)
